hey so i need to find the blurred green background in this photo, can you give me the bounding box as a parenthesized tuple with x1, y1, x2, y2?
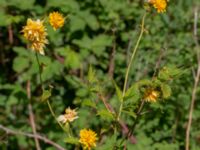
(0, 0, 200, 149)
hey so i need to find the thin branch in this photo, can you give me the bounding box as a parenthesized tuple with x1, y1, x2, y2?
(8, 24, 13, 45)
(185, 61, 200, 150)
(98, 94, 114, 114)
(27, 80, 41, 150)
(0, 124, 66, 150)
(185, 7, 200, 150)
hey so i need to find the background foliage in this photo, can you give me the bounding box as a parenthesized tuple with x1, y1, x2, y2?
(0, 0, 200, 149)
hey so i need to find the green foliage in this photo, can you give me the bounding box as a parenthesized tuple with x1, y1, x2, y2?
(0, 0, 200, 150)
(160, 83, 172, 99)
(41, 89, 52, 102)
(113, 81, 123, 102)
(97, 109, 115, 121)
(64, 137, 79, 145)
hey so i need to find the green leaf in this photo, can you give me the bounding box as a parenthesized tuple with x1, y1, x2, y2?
(69, 14, 86, 32)
(65, 50, 81, 69)
(124, 84, 140, 101)
(122, 110, 136, 118)
(64, 137, 79, 145)
(13, 47, 29, 56)
(113, 81, 123, 102)
(91, 35, 112, 56)
(88, 66, 98, 83)
(76, 88, 88, 97)
(7, 95, 18, 106)
(82, 99, 97, 108)
(161, 84, 172, 99)
(89, 84, 103, 93)
(137, 79, 152, 86)
(41, 90, 51, 102)
(158, 66, 182, 81)
(97, 109, 115, 121)
(13, 57, 29, 72)
(8, 0, 35, 10)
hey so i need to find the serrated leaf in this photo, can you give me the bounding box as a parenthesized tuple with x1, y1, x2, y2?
(65, 50, 80, 69)
(122, 110, 136, 118)
(76, 88, 88, 97)
(90, 84, 103, 93)
(64, 137, 79, 145)
(97, 109, 114, 121)
(124, 84, 140, 101)
(137, 79, 152, 86)
(82, 99, 97, 108)
(161, 84, 171, 99)
(158, 66, 182, 81)
(88, 66, 98, 83)
(113, 81, 123, 102)
(41, 90, 51, 102)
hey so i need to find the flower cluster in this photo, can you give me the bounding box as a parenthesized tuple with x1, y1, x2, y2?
(57, 107, 78, 124)
(21, 11, 65, 55)
(79, 129, 98, 150)
(148, 0, 167, 13)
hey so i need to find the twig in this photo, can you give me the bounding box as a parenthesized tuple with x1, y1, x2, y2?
(27, 80, 41, 150)
(185, 7, 200, 150)
(8, 25, 13, 45)
(0, 124, 66, 150)
(98, 94, 114, 114)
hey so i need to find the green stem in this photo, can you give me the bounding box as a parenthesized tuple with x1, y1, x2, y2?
(47, 100, 66, 132)
(35, 53, 66, 132)
(35, 53, 44, 91)
(120, 100, 145, 146)
(117, 13, 146, 121)
(127, 100, 145, 138)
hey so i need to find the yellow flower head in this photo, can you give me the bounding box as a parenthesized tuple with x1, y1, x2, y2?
(57, 107, 78, 123)
(21, 18, 48, 55)
(79, 129, 97, 150)
(49, 11, 65, 30)
(143, 88, 159, 102)
(148, 0, 167, 13)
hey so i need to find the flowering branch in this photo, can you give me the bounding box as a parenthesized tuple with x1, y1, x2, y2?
(117, 13, 146, 121)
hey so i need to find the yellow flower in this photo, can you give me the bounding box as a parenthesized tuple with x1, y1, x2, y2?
(21, 18, 48, 55)
(148, 0, 167, 13)
(143, 88, 159, 102)
(49, 11, 65, 30)
(57, 107, 78, 123)
(79, 129, 97, 150)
